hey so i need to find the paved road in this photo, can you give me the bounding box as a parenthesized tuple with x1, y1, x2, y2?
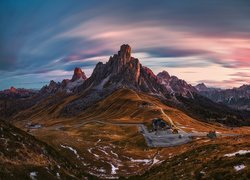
(159, 108, 187, 134)
(69, 119, 192, 147)
(138, 124, 191, 147)
(63, 117, 237, 148)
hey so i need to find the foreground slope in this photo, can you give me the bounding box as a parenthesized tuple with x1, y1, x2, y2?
(0, 120, 94, 179)
(131, 136, 250, 180)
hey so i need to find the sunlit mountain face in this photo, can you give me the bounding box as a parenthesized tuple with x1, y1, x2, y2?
(0, 0, 250, 90)
(0, 1, 250, 179)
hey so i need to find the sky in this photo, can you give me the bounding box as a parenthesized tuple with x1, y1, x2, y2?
(0, 0, 250, 90)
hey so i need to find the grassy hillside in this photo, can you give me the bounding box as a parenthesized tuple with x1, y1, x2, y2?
(0, 119, 95, 179)
(9, 89, 250, 178)
(130, 135, 250, 180)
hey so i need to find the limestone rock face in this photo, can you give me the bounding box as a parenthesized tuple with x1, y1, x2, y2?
(40, 80, 60, 94)
(78, 44, 168, 95)
(195, 83, 208, 92)
(157, 71, 170, 81)
(157, 71, 197, 97)
(118, 44, 131, 65)
(196, 84, 250, 110)
(71, 67, 87, 81)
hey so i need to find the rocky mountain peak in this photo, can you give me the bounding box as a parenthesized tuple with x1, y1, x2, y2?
(9, 86, 17, 93)
(118, 44, 132, 64)
(157, 71, 197, 97)
(71, 67, 87, 81)
(77, 44, 170, 97)
(157, 71, 171, 80)
(195, 83, 208, 91)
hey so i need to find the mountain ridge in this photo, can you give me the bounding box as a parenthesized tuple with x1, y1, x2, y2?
(195, 83, 250, 110)
(0, 44, 249, 126)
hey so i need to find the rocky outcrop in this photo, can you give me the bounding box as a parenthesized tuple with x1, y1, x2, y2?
(195, 83, 209, 92)
(40, 67, 87, 94)
(71, 67, 87, 81)
(78, 44, 168, 96)
(40, 80, 60, 94)
(157, 71, 170, 81)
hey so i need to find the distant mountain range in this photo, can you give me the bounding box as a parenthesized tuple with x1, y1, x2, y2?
(0, 86, 38, 98)
(195, 83, 250, 111)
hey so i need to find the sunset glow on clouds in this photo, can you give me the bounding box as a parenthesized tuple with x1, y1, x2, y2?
(0, 0, 250, 89)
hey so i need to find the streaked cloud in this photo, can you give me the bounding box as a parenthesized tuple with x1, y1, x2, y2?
(0, 0, 250, 89)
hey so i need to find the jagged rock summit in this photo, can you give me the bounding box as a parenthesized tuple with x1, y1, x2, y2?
(157, 71, 197, 97)
(118, 44, 132, 64)
(71, 67, 87, 81)
(9, 86, 17, 93)
(39, 44, 198, 99)
(41, 67, 87, 94)
(195, 83, 209, 92)
(79, 44, 168, 95)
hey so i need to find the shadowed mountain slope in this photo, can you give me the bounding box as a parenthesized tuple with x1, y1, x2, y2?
(0, 119, 94, 179)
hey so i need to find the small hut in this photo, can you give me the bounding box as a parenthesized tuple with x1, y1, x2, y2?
(152, 118, 170, 131)
(172, 129, 178, 134)
(207, 131, 217, 139)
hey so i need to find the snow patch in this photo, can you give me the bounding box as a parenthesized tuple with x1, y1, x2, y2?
(110, 163, 119, 174)
(95, 75, 110, 90)
(60, 144, 81, 159)
(129, 157, 151, 164)
(66, 77, 85, 90)
(56, 172, 60, 178)
(110, 150, 119, 158)
(29, 172, 38, 180)
(98, 148, 109, 156)
(151, 156, 162, 165)
(88, 148, 100, 158)
(29, 124, 42, 129)
(95, 139, 101, 145)
(203, 140, 210, 142)
(200, 171, 205, 174)
(224, 150, 250, 157)
(234, 164, 246, 171)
